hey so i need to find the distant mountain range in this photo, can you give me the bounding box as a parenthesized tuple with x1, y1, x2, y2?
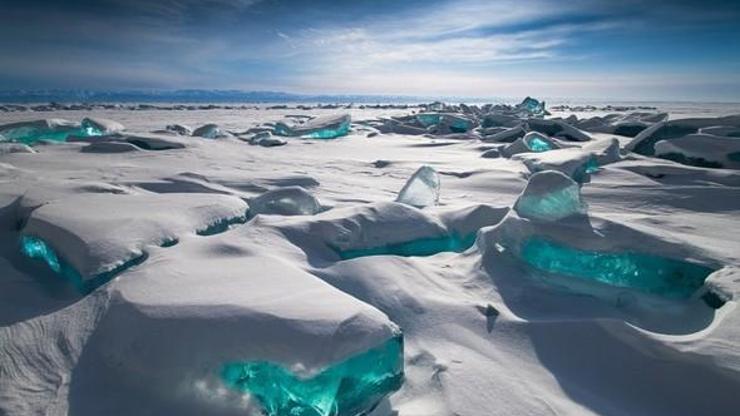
(0, 89, 458, 103)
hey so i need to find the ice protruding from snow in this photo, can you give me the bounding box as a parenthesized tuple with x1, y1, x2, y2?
(517, 96, 547, 116)
(165, 124, 193, 135)
(527, 119, 591, 142)
(513, 170, 586, 221)
(222, 335, 403, 416)
(21, 193, 248, 280)
(583, 137, 621, 165)
(655, 133, 740, 169)
(501, 132, 561, 157)
(626, 115, 740, 156)
(275, 114, 351, 139)
(416, 113, 474, 133)
(193, 123, 228, 139)
(520, 237, 715, 299)
(0, 119, 81, 144)
(574, 112, 668, 137)
(524, 132, 557, 152)
(515, 148, 599, 183)
(396, 165, 440, 208)
(20, 235, 61, 273)
(249, 186, 321, 216)
(247, 131, 287, 147)
(81, 117, 124, 136)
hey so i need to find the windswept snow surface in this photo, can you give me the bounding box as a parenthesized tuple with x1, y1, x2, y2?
(1, 101, 740, 416)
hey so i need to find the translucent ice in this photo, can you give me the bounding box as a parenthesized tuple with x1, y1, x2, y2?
(250, 186, 321, 216)
(222, 335, 404, 416)
(275, 114, 351, 139)
(193, 123, 226, 139)
(80, 117, 124, 136)
(0, 119, 81, 144)
(20, 235, 62, 273)
(523, 132, 555, 152)
(518, 96, 546, 116)
(521, 237, 715, 299)
(338, 233, 476, 259)
(396, 165, 440, 208)
(514, 171, 586, 221)
(19, 234, 147, 293)
(416, 113, 472, 132)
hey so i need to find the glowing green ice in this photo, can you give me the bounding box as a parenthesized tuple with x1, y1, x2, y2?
(222, 335, 404, 416)
(521, 237, 715, 298)
(19, 235, 146, 293)
(337, 233, 476, 260)
(572, 156, 600, 183)
(302, 120, 350, 139)
(524, 135, 553, 152)
(416, 113, 442, 127)
(20, 235, 61, 273)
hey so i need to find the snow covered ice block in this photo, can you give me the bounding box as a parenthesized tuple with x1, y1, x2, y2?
(222, 335, 403, 416)
(396, 165, 440, 208)
(515, 147, 599, 183)
(80, 117, 124, 136)
(249, 186, 321, 216)
(527, 119, 591, 142)
(513, 170, 587, 221)
(520, 237, 715, 299)
(337, 233, 475, 259)
(20, 193, 248, 283)
(275, 114, 351, 139)
(626, 115, 740, 156)
(193, 123, 228, 139)
(654, 133, 740, 169)
(0, 142, 35, 154)
(0, 118, 82, 144)
(416, 113, 473, 132)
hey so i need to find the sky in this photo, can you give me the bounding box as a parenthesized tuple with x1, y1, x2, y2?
(1, 0, 739, 101)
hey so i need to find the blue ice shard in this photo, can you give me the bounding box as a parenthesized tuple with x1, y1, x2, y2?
(222, 335, 404, 416)
(523, 132, 555, 152)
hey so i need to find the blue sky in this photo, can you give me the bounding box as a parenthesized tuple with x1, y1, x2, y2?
(1, 0, 739, 100)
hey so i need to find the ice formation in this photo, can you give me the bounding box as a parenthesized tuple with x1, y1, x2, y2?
(501, 132, 561, 157)
(222, 335, 403, 416)
(193, 123, 228, 139)
(654, 134, 740, 169)
(520, 237, 715, 299)
(80, 117, 124, 136)
(626, 115, 740, 157)
(247, 131, 287, 147)
(513, 170, 587, 221)
(275, 114, 351, 139)
(395, 165, 440, 208)
(0, 142, 35, 154)
(516, 96, 547, 116)
(249, 186, 321, 216)
(527, 119, 591, 142)
(0, 118, 82, 144)
(516, 148, 600, 183)
(338, 233, 475, 259)
(165, 123, 193, 135)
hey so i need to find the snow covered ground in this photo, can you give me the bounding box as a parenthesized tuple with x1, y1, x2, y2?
(1, 100, 739, 415)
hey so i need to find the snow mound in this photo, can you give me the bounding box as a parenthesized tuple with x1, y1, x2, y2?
(81, 141, 140, 153)
(249, 186, 321, 216)
(166, 124, 193, 135)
